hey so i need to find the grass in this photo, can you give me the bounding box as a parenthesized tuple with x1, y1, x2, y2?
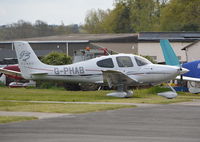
(0, 86, 199, 104)
(0, 87, 112, 102)
(0, 116, 37, 124)
(0, 101, 135, 113)
(0, 86, 199, 123)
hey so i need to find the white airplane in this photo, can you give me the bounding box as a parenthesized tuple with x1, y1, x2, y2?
(2, 41, 189, 98)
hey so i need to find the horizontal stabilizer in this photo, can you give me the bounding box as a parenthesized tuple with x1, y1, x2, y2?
(0, 68, 22, 78)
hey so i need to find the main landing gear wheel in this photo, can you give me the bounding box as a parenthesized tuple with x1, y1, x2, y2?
(106, 84, 133, 98)
(106, 91, 133, 98)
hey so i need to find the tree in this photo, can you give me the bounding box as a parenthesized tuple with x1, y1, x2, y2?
(35, 20, 54, 36)
(83, 0, 134, 33)
(108, 0, 134, 33)
(41, 51, 72, 65)
(83, 0, 162, 33)
(37, 52, 73, 89)
(83, 9, 110, 33)
(130, 0, 161, 32)
(0, 20, 34, 40)
(160, 0, 200, 31)
(0, 20, 81, 40)
(15, 20, 34, 38)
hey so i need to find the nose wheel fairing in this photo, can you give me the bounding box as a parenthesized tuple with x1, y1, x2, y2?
(157, 83, 177, 99)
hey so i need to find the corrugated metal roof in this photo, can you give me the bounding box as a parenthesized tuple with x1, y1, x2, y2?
(15, 33, 137, 41)
(0, 40, 89, 44)
(139, 32, 200, 41)
(1, 32, 200, 44)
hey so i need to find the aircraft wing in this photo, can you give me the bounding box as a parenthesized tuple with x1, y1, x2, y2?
(0, 68, 22, 78)
(102, 70, 138, 88)
(176, 76, 200, 82)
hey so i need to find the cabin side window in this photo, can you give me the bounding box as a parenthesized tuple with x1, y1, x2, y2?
(116, 56, 133, 67)
(97, 58, 114, 68)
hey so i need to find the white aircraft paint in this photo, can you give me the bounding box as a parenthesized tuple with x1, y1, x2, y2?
(5, 41, 189, 98)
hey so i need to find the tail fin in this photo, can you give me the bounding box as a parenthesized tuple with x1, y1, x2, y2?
(14, 41, 47, 79)
(160, 39, 180, 66)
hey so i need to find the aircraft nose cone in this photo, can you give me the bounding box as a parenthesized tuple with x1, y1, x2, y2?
(179, 68, 189, 75)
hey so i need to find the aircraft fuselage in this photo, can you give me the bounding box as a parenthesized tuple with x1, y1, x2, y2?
(21, 54, 186, 86)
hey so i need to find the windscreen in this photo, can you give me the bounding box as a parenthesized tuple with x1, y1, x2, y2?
(135, 56, 151, 66)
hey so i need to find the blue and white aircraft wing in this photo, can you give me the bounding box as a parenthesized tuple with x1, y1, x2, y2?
(176, 76, 200, 82)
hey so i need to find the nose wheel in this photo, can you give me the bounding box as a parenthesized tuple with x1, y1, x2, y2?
(157, 83, 177, 99)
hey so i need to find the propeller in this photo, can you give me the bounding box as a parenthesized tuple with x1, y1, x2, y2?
(178, 63, 189, 91)
(179, 64, 184, 91)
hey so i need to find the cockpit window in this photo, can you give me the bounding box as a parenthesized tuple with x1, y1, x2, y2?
(116, 56, 133, 67)
(97, 58, 114, 68)
(135, 56, 151, 66)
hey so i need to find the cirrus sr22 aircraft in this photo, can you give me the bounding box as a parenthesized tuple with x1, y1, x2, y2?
(2, 41, 189, 98)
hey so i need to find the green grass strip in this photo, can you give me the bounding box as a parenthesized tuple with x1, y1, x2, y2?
(0, 86, 199, 104)
(0, 116, 37, 124)
(0, 101, 135, 113)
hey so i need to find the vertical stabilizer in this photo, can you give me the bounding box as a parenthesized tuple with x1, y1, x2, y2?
(14, 41, 46, 79)
(160, 39, 180, 66)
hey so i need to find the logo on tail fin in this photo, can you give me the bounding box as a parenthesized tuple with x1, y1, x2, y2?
(19, 51, 31, 61)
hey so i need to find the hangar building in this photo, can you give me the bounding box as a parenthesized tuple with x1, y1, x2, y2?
(0, 32, 200, 65)
(182, 40, 200, 62)
(0, 33, 137, 64)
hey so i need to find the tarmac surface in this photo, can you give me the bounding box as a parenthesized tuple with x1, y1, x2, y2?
(0, 102, 200, 142)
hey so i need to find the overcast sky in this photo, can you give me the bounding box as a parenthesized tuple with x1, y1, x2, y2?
(0, 0, 114, 26)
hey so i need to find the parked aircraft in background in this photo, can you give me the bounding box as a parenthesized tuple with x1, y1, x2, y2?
(160, 39, 200, 93)
(0, 65, 36, 88)
(0, 65, 22, 80)
(4, 41, 188, 98)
